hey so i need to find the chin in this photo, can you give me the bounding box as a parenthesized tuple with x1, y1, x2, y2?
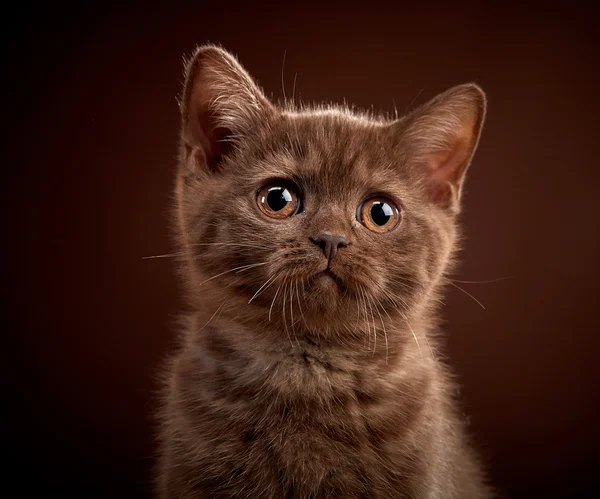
(300, 274, 354, 317)
(311, 270, 347, 294)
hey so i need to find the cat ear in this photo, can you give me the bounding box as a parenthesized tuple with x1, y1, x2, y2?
(396, 84, 486, 212)
(179, 45, 275, 174)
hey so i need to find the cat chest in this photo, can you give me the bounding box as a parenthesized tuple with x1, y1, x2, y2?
(190, 348, 425, 497)
(219, 395, 419, 498)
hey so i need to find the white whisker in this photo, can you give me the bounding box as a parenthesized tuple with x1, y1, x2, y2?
(142, 252, 184, 260)
(143, 242, 270, 260)
(373, 300, 389, 365)
(447, 276, 514, 284)
(281, 282, 295, 348)
(292, 72, 298, 104)
(197, 262, 267, 287)
(365, 294, 377, 355)
(289, 283, 300, 346)
(294, 280, 307, 328)
(248, 274, 278, 304)
(423, 333, 436, 361)
(357, 287, 370, 349)
(449, 282, 486, 310)
(400, 310, 422, 357)
(186, 242, 270, 249)
(269, 283, 282, 321)
(196, 301, 227, 333)
(281, 49, 287, 101)
(235, 262, 267, 273)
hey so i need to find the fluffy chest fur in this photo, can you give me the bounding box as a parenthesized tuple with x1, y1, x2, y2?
(167, 321, 448, 498)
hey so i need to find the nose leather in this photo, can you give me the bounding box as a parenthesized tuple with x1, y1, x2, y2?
(310, 233, 349, 265)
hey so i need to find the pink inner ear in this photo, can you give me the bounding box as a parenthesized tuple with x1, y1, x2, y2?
(427, 134, 472, 204)
(184, 74, 235, 172)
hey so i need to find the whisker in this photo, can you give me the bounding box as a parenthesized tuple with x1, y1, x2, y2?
(289, 283, 294, 331)
(143, 242, 270, 260)
(185, 242, 270, 249)
(403, 88, 423, 114)
(196, 301, 227, 333)
(248, 274, 278, 304)
(292, 72, 298, 104)
(354, 289, 362, 332)
(269, 282, 282, 321)
(423, 333, 436, 361)
(447, 276, 515, 285)
(235, 262, 266, 273)
(449, 282, 486, 310)
(197, 262, 267, 287)
(387, 276, 422, 292)
(400, 310, 422, 357)
(358, 287, 370, 349)
(281, 49, 287, 101)
(282, 282, 287, 329)
(294, 280, 307, 327)
(366, 295, 377, 356)
(142, 252, 184, 260)
(355, 285, 365, 338)
(373, 300, 389, 365)
(289, 284, 300, 346)
(281, 282, 295, 348)
(380, 287, 409, 312)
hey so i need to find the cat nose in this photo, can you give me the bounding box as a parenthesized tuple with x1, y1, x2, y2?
(310, 233, 349, 264)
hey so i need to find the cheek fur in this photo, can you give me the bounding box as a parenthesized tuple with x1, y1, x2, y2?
(360, 216, 437, 310)
(385, 211, 456, 304)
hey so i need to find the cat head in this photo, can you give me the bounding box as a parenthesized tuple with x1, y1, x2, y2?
(174, 45, 486, 336)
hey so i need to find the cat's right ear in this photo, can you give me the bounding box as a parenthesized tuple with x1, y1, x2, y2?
(179, 45, 275, 175)
(392, 84, 486, 213)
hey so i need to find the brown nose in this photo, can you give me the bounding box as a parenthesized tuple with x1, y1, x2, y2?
(310, 233, 349, 264)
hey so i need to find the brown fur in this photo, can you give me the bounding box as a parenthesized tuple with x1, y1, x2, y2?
(155, 44, 491, 498)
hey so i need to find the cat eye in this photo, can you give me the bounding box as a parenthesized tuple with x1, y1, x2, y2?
(257, 184, 301, 219)
(358, 197, 401, 233)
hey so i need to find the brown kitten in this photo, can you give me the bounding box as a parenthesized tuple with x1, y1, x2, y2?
(156, 45, 491, 498)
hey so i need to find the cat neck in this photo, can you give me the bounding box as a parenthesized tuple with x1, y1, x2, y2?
(187, 301, 438, 378)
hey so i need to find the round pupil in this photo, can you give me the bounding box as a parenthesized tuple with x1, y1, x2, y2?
(370, 202, 393, 226)
(266, 188, 291, 211)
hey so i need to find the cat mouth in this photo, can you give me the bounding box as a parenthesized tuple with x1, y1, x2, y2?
(314, 269, 346, 291)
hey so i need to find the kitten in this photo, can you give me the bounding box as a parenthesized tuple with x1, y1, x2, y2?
(156, 45, 491, 498)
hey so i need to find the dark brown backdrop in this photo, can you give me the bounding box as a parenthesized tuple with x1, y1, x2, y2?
(6, 2, 600, 498)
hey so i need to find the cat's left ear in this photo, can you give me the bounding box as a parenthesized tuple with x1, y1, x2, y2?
(394, 84, 486, 212)
(179, 45, 276, 175)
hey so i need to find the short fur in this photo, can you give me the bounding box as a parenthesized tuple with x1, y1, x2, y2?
(156, 44, 491, 498)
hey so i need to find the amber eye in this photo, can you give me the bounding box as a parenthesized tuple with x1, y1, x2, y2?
(358, 197, 401, 233)
(257, 184, 301, 219)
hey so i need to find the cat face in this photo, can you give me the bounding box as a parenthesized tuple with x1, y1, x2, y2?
(175, 46, 485, 332)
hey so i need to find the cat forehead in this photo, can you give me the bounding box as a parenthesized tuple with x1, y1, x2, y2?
(280, 108, 388, 143)
(241, 110, 413, 195)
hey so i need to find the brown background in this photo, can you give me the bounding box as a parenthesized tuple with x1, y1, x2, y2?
(6, 2, 600, 498)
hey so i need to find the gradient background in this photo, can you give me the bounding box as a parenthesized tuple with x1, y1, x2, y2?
(6, 2, 600, 498)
